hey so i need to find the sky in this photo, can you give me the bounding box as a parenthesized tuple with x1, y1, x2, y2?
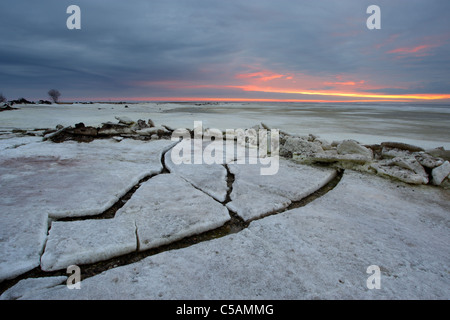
(1, 0, 450, 103)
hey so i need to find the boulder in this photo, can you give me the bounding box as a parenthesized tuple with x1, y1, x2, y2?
(315, 138, 333, 151)
(337, 140, 373, 159)
(280, 137, 323, 158)
(415, 152, 444, 169)
(390, 157, 428, 181)
(381, 147, 412, 159)
(135, 119, 149, 129)
(370, 159, 428, 185)
(73, 126, 98, 136)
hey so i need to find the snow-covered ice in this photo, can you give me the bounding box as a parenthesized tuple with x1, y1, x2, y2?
(0, 211, 48, 282)
(6, 171, 448, 300)
(164, 139, 229, 202)
(116, 174, 231, 251)
(0, 137, 175, 281)
(1, 102, 449, 149)
(0, 102, 449, 299)
(227, 159, 337, 221)
(0, 138, 175, 219)
(40, 218, 137, 272)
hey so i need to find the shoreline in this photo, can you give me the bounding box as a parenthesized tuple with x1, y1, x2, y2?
(1, 102, 449, 150)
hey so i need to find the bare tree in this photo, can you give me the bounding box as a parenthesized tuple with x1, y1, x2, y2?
(48, 89, 61, 103)
(0, 93, 6, 103)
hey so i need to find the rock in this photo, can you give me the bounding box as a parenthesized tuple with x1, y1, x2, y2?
(381, 147, 412, 159)
(426, 148, 450, 161)
(315, 138, 333, 150)
(135, 126, 169, 136)
(440, 175, 450, 189)
(10, 98, 33, 105)
(147, 119, 155, 127)
(415, 152, 444, 169)
(370, 159, 428, 185)
(42, 126, 72, 142)
(38, 100, 52, 105)
(112, 136, 124, 142)
(162, 124, 174, 132)
(380, 142, 424, 153)
(294, 151, 372, 165)
(391, 157, 428, 182)
(337, 140, 373, 159)
(98, 122, 134, 136)
(280, 137, 323, 158)
(260, 122, 271, 130)
(114, 116, 134, 125)
(136, 119, 149, 129)
(431, 161, 450, 186)
(331, 140, 342, 147)
(73, 125, 98, 136)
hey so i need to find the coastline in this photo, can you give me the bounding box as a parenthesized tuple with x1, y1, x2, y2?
(0, 102, 449, 300)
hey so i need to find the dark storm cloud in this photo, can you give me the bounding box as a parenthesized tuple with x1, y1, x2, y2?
(0, 0, 449, 100)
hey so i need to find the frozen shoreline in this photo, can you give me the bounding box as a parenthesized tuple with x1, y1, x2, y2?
(0, 102, 449, 299)
(1, 102, 449, 149)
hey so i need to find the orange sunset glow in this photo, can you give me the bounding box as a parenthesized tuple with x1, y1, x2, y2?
(130, 68, 450, 103)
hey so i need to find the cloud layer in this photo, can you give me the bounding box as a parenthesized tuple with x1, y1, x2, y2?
(1, 0, 449, 102)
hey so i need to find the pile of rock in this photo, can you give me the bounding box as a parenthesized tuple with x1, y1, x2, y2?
(40, 119, 450, 189)
(279, 131, 450, 188)
(9, 98, 34, 105)
(0, 103, 18, 112)
(43, 116, 173, 143)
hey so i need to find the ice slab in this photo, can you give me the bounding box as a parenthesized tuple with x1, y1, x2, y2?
(116, 174, 231, 251)
(10, 171, 449, 299)
(0, 139, 175, 218)
(40, 218, 137, 272)
(227, 159, 337, 221)
(0, 138, 175, 281)
(0, 211, 48, 282)
(0, 276, 67, 300)
(164, 139, 230, 202)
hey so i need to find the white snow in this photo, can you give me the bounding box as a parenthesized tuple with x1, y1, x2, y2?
(432, 161, 450, 185)
(0, 102, 449, 299)
(0, 276, 67, 300)
(227, 159, 337, 221)
(0, 139, 175, 219)
(40, 218, 137, 272)
(1, 103, 449, 149)
(165, 139, 232, 202)
(0, 138, 175, 280)
(0, 211, 48, 282)
(116, 174, 231, 251)
(8, 171, 448, 300)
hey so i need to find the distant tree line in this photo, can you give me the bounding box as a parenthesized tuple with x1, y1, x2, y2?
(0, 89, 61, 105)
